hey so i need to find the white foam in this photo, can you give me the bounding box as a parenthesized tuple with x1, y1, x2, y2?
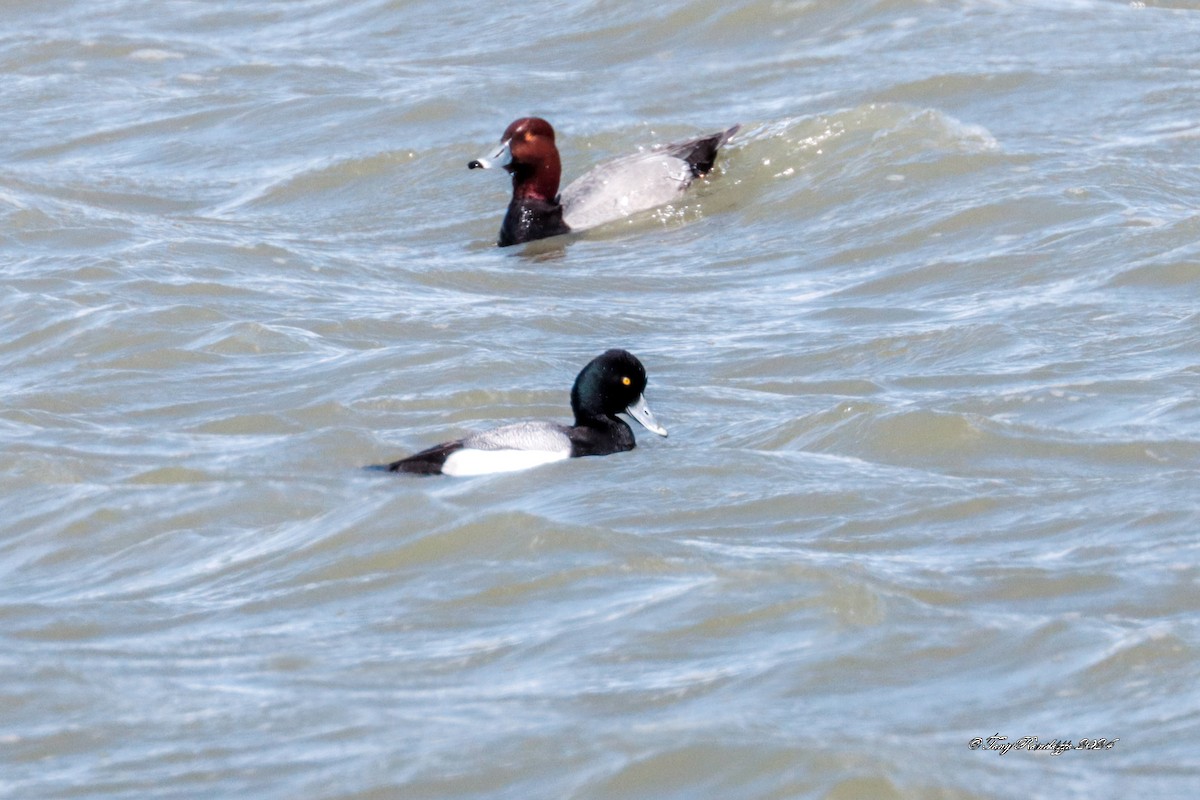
(128, 48, 184, 62)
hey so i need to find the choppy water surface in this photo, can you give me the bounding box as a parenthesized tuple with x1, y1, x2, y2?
(3, 0, 1199, 797)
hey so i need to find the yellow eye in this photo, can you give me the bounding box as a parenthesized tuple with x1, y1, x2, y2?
(621, 376, 631, 386)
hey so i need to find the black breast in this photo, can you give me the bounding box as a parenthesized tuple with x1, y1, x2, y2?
(566, 419, 636, 458)
(499, 196, 572, 246)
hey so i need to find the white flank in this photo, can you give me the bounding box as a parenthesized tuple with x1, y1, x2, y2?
(441, 448, 570, 477)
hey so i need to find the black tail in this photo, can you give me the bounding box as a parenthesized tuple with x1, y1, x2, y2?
(666, 124, 740, 178)
(371, 440, 464, 475)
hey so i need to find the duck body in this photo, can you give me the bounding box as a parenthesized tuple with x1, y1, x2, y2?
(381, 349, 666, 477)
(469, 117, 738, 246)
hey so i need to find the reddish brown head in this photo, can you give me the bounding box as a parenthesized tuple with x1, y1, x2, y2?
(468, 117, 562, 203)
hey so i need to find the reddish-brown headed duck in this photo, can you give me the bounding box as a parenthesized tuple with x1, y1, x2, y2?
(468, 117, 739, 247)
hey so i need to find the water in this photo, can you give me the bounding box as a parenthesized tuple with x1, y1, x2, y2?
(3, 0, 1199, 797)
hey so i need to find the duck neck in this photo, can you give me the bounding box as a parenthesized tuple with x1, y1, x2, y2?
(569, 413, 635, 457)
(511, 154, 561, 203)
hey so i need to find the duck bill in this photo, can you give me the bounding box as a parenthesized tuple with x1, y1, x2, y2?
(624, 393, 667, 437)
(468, 139, 512, 170)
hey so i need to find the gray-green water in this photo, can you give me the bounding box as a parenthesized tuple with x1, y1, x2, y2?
(3, 1, 1199, 797)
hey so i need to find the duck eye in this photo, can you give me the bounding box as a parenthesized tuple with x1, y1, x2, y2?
(621, 376, 631, 386)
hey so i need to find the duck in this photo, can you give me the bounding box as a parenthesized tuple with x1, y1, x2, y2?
(379, 349, 667, 476)
(469, 117, 739, 246)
